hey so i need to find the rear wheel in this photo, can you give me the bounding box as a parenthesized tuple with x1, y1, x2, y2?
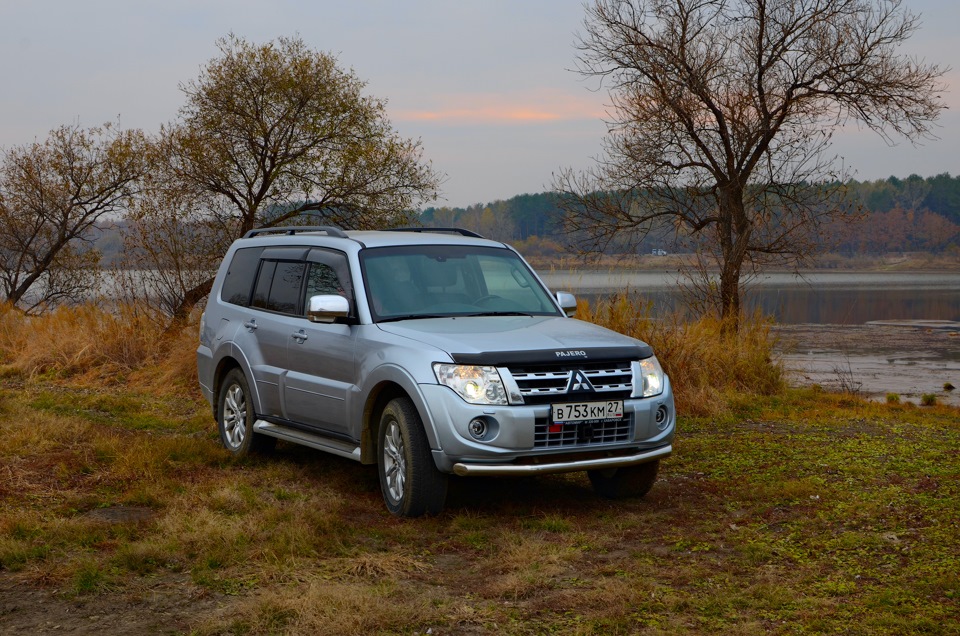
(378, 397, 448, 517)
(217, 368, 275, 457)
(588, 460, 660, 499)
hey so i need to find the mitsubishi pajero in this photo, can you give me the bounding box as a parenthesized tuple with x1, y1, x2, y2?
(197, 227, 675, 516)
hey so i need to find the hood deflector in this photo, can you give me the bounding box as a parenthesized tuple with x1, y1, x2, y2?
(450, 345, 653, 366)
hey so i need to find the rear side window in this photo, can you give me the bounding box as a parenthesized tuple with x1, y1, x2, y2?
(221, 247, 263, 306)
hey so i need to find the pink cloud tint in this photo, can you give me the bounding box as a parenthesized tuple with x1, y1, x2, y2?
(393, 90, 606, 125)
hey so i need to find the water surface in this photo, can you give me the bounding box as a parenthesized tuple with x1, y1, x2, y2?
(539, 270, 960, 324)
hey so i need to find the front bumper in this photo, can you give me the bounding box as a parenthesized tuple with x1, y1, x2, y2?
(452, 443, 672, 476)
(419, 378, 676, 474)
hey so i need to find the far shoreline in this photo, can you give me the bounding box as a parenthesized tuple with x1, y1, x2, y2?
(539, 268, 960, 293)
(527, 251, 960, 274)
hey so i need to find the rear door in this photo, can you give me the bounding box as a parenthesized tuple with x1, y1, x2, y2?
(244, 248, 308, 418)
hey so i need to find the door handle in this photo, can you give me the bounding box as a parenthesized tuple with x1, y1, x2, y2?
(291, 330, 308, 343)
(243, 319, 257, 331)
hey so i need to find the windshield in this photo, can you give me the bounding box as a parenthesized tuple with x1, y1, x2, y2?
(361, 244, 561, 321)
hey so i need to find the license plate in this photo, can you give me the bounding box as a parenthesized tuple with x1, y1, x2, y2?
(552, 400, 623, 424)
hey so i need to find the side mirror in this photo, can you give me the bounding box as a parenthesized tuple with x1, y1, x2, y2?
(307, 294, 350, 323)
(555, 291, 577, 317)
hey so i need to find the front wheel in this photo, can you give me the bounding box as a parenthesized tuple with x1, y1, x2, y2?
(378, 397, 448, 517)
(217, 368, 275, 457)
(588, 460, 660, 499)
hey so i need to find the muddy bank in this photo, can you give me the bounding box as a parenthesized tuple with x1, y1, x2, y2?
(774, 321, 960, 406)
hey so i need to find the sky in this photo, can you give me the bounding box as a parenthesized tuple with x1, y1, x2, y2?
(1, 0, 958, 209)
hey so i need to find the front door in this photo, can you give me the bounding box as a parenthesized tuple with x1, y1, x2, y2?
(282, 249, 358, 439)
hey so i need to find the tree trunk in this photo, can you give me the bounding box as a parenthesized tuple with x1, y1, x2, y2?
(166, 276, 214, 335)
(717, 184, 750, 333)
(718, 257, 742, 333)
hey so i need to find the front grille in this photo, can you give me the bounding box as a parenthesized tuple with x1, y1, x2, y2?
(506, 360, 633, 405)
(534, 414, 633, 449)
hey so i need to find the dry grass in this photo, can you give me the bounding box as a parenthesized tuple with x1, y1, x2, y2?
(0, 298, 783, 416)
(577, 293, 785, 415)
(0, 303, 197, 393)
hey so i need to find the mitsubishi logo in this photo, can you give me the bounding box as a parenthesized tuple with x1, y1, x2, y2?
(566, 370, 595, 393)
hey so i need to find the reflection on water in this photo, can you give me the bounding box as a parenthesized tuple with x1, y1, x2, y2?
(539, 270, 960, 324)
(750, 287, 958, 324)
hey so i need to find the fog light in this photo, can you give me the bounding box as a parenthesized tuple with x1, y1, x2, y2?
(468, 418, 487, 440)
(655, 405, 669, 430)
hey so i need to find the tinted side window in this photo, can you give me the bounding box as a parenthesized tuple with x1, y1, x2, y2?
(249, 260, 306, 315)
(221, 247, 263, 306)
(303, 248, 354, 316)
(305, 263, 343, 296)
(251, 261, 277, 310)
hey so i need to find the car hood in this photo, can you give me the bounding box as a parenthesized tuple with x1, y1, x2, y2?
(376, 316, 653, 365)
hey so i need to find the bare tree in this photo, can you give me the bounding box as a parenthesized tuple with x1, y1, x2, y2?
(141, 35, 443, 323)
(0, 123, 146, 312)
(113, 177, 229, 323)
(554, 0, 946, 326)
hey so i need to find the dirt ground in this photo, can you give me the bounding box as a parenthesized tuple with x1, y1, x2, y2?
(775, 321, 960, 406)
(0, 572, 231, 635)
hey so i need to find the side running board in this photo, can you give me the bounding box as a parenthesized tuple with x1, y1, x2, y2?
(253, 420, 362, 462)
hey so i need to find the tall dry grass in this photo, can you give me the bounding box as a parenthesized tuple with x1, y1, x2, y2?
(0, 303, 198, 392)
(0, 296, 783, 414)
(577, 293, 785, 415)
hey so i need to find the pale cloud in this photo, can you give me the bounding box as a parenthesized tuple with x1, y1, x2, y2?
(393, 90, 607, 126)
(1, 0, 957, 207)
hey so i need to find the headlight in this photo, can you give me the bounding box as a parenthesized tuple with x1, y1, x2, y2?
(433, 363, 507, 405)
(638, 356, 665, 397)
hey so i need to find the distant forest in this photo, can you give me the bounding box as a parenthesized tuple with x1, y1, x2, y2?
(420, 173, 960, 257)
(95, 173, 960, 265)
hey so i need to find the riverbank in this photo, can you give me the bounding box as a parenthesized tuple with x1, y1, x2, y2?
(775, 321, 960, 406)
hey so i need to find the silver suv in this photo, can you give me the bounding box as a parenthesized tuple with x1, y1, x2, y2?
(197, 227, 675, 516)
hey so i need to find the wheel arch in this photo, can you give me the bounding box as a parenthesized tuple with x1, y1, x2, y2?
(211, 357, 241, 419)
(360, 381, 408, 465)
(211, 346, 262, 421)
(360, 378, 440, 464)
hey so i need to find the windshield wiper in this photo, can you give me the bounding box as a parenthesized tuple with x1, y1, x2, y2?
(377, 314, 450, 323)
(464, 311, 533, 317)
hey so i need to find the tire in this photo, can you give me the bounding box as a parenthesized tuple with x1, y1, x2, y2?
(588, 460, 660, 499)
(217, 368, 276, 457)
(377, 397, 448, 517)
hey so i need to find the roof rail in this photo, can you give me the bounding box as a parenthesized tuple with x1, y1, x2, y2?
(387, 227, 484, 239)
(243, 226, 348, 239)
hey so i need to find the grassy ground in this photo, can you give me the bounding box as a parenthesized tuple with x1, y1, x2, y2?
(0, 303, 956, 634)
(0, 382, 957, 635)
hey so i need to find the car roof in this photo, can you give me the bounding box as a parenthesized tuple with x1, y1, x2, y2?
(344, 230, 505, 249)
(236, 227, 508, 251)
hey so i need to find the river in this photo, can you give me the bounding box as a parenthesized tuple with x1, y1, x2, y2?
(538, 270, 960, 324)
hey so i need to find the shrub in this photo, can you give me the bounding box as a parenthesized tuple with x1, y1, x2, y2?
(921, 393, 937, 406)
(886, 393, 901, 404)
